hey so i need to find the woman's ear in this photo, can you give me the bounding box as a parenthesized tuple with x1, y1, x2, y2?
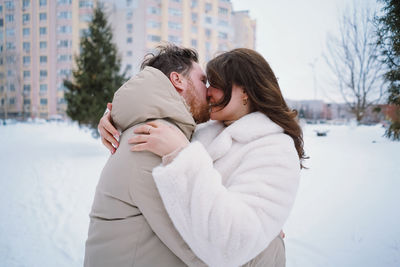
(169, 72, 186, 94)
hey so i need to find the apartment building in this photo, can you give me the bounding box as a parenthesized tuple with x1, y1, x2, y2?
(0, 0, 255, 119)
(103, 0, 256, 75)
(0, 0, 95, 119)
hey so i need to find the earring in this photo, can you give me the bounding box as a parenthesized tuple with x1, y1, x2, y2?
(243, 98, 248, 106)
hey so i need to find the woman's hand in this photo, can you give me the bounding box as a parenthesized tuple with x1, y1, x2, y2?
(129, 121, 189, 157)
(98, 103, 120, 154)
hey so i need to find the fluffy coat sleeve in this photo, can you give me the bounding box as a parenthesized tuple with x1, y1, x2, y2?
(153, 138, 300, 267)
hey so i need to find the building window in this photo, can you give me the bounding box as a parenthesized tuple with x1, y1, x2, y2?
(24, 71, 30, 78)
(205, 29, 211, 38)
(23, 56, 31, 65)
(127, 51, 133, 57)
(40, 98, 48, 105)
(40, 70, 47, 78)
(218, 32, 228, 39)
(24, 99, 31, 105)
(147, 35, 161, 42)
(218, 7, 228, 15)
(205, 3, 212, 12)
(191, 39, 197, 47)
(148, 7, 161, 15)
(80, 14, 92, 22)
(168, 21, 182, 30)
(58, 54, 72, 62)
(58, 25, 72, 34)
(126, 37, 133, 44)
(6, 55, 16, 64)
(40, 56, 47, 63)
(58, 40, 71, 48)
(9, 84, 15, 91)
(205, 16, 212, 24)
(40, 84, 47, 92)
(5, 1, 15, 10)
(23, 0, 30, 9)
(39, 0, 47, 7)
(126, 10, 133, 19)
(58, 11, 72, 19)
(22, 14, 30, 23)
(9, 98, 16, 105)
(191, 13, 198, 22)
(23, 42, 30, 51)
(127, 23, 133, 33)
(168, 8, 181, 16)
(39, 27, 47, 35)
(58, 0, 72, 5)
(5, 14, 14, 22)
(23, 28, 30, 37)
(191, 0, 198, 8)
(58, 84, 67, 91)
(58, 98, 66, 104)
(218, 19, 228, 27)
(6, 42, 16, 50)
(147, 21, 161, 29)
(79, 0, 93, 8)
(40, 41, 47, 49)
(24, 84, 31, 92)
(168, 35, 180, 44)
(6, 28, 15, 37)
(58, 69, 71, 76)
(191, 26, 198, 34)
(39, 13, 47, 21)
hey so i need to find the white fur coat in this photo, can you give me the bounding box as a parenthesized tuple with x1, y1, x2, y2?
(153, 112, 300, 267)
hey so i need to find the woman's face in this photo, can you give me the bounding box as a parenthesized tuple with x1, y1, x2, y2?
(207, 84, 251, 121)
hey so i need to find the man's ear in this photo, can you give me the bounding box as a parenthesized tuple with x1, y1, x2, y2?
(169, 71, 186, 94)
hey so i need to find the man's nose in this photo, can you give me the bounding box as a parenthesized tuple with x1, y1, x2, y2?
(206, 87, 212, 96)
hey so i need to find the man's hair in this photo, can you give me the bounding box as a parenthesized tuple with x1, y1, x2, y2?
(140, 44, 199, 78)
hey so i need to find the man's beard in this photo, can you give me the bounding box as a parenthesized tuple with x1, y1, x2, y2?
(184, 80, 210, 124)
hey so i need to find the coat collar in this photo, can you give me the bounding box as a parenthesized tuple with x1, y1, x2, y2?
(194, 112, 284, 161)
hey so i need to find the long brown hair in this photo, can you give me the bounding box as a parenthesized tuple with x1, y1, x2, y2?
(206, 48, 307, 168)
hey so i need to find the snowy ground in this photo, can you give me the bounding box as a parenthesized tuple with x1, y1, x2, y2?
(0, 121, 399, 267)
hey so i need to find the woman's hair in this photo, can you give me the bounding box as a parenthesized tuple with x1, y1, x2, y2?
(206, 48, 307, 168)
(141, 43, 198, 78)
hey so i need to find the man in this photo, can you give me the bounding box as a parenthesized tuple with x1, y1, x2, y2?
(94, 44, 286, 266)
(85, 45, 208, 267)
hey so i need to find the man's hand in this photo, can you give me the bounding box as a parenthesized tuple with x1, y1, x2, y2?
(98, 103, 120, 154)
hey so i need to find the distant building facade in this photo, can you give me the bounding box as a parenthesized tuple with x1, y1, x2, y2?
(103, 0, 256, 76)
(0, 0, 255, 120)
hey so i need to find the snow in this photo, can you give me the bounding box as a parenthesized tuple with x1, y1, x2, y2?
(0, 122, 399, 266)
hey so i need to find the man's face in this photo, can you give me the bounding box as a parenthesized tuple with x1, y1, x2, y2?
(181, 62, 210, 123)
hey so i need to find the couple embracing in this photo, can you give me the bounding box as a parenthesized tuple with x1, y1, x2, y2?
(84, 44, 305, 267)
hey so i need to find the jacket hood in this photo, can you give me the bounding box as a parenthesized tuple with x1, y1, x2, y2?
(111, 66, 196, 139)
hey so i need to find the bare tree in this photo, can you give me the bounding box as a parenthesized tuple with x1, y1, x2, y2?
(324, 3, 386, 122)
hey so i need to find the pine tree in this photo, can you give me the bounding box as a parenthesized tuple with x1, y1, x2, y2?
(376, 0, 400, 140)
(64, 6, 127, 137)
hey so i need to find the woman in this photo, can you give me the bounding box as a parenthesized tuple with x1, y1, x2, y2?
(128, 48, 306, 266)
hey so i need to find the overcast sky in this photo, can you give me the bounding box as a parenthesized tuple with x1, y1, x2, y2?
(230, 0, 380, 102)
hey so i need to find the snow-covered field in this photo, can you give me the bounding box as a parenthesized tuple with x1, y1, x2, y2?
(0, 121, 399, 267)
